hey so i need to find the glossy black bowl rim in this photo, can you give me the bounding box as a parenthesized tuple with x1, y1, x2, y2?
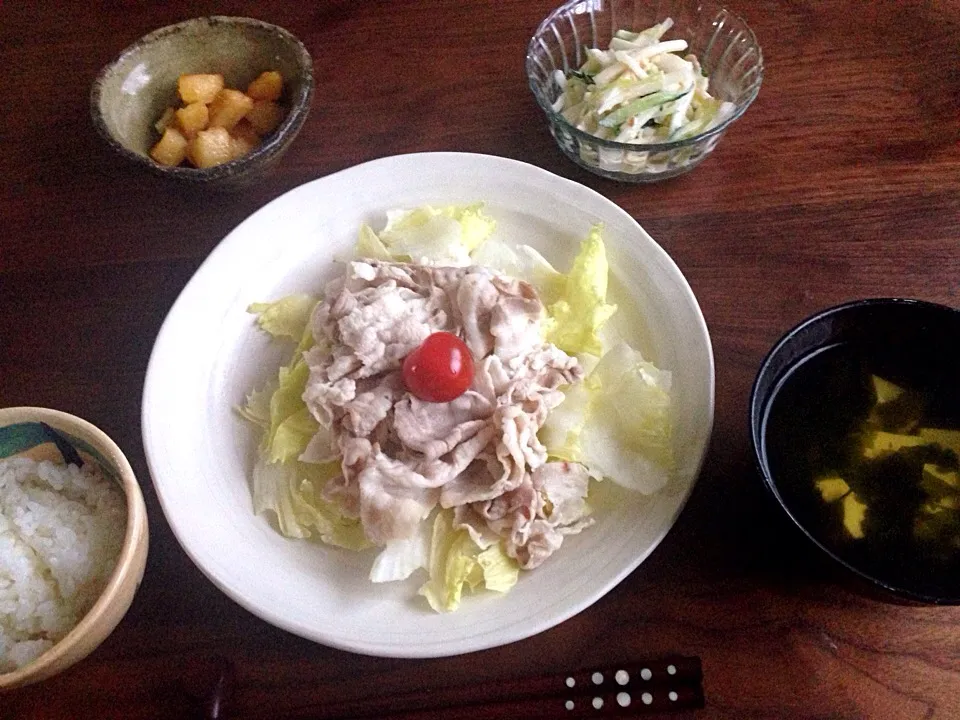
(749, 297, 960, 605)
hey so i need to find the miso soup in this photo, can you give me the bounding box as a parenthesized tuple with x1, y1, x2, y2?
(762, 340, 960, 597)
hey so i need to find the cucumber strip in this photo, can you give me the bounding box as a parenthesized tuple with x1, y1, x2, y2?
(598, 88, 690, 128)
(667, 116, 708, 142)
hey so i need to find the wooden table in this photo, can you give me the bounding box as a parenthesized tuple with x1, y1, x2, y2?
(3, 1, 960, 717)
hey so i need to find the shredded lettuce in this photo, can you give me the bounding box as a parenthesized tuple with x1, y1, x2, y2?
(541, 342, 674, 493)
(418, 511, 519, 612)
(544, 224, 618, 357)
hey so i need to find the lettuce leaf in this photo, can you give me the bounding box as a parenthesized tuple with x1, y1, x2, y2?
(474, 543, 519, 593)
(418, 511, 519, 612)
(369, 521, 431, 583)
(537, 382, 591, 463)
(237, 383, 273, 431)
(469, 240, 566, 306)
(541, 342, 674, 493)
(418, 512, 477, 613)
(355, 222, 392, 261)
(445, 203, 497, 252)
(266, 359, 319, 463)
(248, 294, 317, 342)
(253, 458, 370, 549)
(244, 297, 325, 464)
(377, 203, 496, 265)
(544, 225, 618, 357)
(243, 294, 358, 547)
(271, 405, 322, 465)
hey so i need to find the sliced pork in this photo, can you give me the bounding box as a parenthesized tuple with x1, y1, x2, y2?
(303, 259, 588, 567)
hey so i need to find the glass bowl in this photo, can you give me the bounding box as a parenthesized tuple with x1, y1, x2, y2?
(526, 0, 763, 182)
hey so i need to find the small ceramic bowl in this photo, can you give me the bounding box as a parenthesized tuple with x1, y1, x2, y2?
(527, 0, 763, 182)
(0, 407, 149, 689)
(90, 16, 313, 188)
(750, 299, 960, 604)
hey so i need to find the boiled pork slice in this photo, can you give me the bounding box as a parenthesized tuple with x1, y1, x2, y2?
(301, 259, 587, 564)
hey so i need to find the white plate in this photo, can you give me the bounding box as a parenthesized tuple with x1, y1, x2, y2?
(142, 152, 714, 658)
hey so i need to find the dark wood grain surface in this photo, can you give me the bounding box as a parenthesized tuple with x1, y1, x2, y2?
(2, 1, 960, 718)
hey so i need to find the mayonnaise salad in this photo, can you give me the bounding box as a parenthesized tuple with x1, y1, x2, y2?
(239, 204, 674, 612)
(553, 19, 736, 145)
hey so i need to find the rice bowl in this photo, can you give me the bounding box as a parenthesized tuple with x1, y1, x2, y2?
(0, 407, 148, 689)
(0, 457, 127, 672)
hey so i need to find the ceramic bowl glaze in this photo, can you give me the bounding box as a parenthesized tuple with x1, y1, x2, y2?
(90, 16, 313, 188)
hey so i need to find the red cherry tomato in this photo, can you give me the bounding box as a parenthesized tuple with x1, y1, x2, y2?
(402, 332, 474, 403)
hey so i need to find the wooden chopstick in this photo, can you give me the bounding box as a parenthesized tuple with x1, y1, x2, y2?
(301, 656, 703, 719)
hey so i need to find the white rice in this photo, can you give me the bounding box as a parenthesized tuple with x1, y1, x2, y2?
(0, 457, 126, 672)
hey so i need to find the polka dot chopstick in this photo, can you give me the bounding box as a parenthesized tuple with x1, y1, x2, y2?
(312, 656, 704, 719)
(550, 657, 703, 716)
